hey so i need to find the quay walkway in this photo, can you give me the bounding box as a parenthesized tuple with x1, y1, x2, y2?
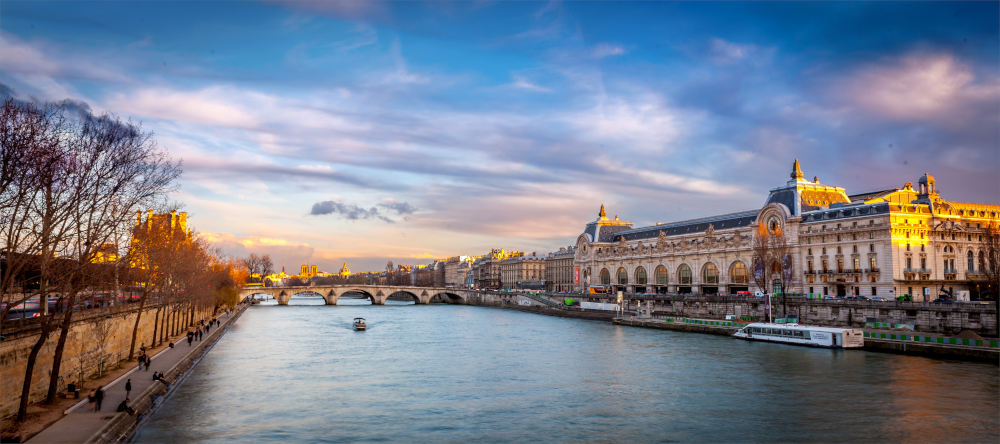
(26, 303, 249, 444)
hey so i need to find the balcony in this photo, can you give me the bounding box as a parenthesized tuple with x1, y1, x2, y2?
(903, 268, 932, 274)
(966, 271, 986, 280)
(866, 267, 880, 273)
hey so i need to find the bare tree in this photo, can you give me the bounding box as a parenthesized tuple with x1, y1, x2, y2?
(980, 222, 1000, 336)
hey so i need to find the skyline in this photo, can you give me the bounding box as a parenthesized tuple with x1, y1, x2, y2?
(1, 1, 998, 272)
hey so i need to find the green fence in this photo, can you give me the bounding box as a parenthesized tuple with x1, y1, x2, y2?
(863, 331, 999, 348)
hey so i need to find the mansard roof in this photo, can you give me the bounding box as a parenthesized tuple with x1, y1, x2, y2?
(613, 209, 759, 242)
(848, 188, 898, 202)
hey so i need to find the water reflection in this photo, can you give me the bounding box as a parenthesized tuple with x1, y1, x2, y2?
(135, 305, 998, 444)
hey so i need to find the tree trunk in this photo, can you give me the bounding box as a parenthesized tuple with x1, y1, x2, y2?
(45, 293, 77, 403)
(128, 289, 149, 360)
(151, 304, 162, 347)
(17, 326, 52, 421)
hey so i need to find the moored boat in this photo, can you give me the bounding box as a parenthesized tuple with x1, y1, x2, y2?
(733, 322, 864, 348)
(353, 317, 366, 331)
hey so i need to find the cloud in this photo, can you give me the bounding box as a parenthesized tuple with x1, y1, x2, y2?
(309, 199, 416, 223)
(377, 200, 416, 215)
(591, 43, 625, 59)
(706, 38, 773, 65)
(510, 74, 551, 92)
(841, 52, 1000, 124)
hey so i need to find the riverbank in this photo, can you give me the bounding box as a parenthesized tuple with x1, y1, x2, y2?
(611, 316, 1000, 364)
(18, 302, 249, 444)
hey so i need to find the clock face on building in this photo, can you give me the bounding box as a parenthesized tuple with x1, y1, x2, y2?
(767, 215, 781, 233)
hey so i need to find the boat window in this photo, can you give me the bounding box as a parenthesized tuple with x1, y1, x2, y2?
(794, 330, 803, 337)
(802, 331, 811, 339)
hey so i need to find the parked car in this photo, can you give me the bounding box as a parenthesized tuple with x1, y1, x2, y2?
(932, 298, 956, 304)
(869, 297, 888, 302)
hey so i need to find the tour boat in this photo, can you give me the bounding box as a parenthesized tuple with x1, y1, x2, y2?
(353, 317, 366, 331)
(733, 323, 864, 348)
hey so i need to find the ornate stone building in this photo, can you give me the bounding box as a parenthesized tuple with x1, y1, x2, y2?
(573, 160, 999, 301)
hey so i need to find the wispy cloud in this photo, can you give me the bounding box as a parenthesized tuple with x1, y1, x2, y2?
(510, 74, 551, 92)
(591, 43, 625, 59)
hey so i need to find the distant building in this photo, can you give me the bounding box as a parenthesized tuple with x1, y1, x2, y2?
(545, 247, 575, 292)
(498, 253, 546, 290)
(339, 262, 351, 277)
(129, 209, 191, 269)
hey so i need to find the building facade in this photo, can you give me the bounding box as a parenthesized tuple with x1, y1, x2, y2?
(573, 161, 999, 301)
(545, 247, 575, 292)
(498, 254, 546, 290)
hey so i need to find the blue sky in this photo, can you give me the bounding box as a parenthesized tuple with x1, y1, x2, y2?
(2, 1, 998, 272)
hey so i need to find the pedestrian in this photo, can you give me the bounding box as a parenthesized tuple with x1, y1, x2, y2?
(197, 329, 203, 341)
(95, 386, 104, 411)
(169, 341, 174, 348)
(88, 389, 96, 411)
(187, 330, 193, 346)
(137, 354, 144, 371)
(145, 355, 152, 371)
(125, 378, 132, 397)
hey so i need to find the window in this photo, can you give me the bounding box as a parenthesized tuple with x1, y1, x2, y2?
(853, 257, 860, 271)
(731, 261, 748, 284)
(869, 232, 874, 239)
(871, 287, 877, 296)
(808, 248, 812, 255)
(655, 265, 668, 285)
(920, 258, 926, 270)
(906, 257, 912, 269)
(822, 247, 827, 255)
(703, 263, 719, 285)
(968, 251, 975, 271)
(837, 234, 842, 241)
(678, 264, 692, 285)
(979, 251, 986, 271)
(852, 245, 858, 253)
(822, 259, 829, 272)
(869, 256, 877, 270)
(837, 246, 842, 254)
(869, 244, 875, 252)
(600, 268, 611, 285)
(921, 245, 925, 252)
(807, 259, 814, 273)
(837, 258, 844, 273)
(635, 267, 647, 285)
(906, 244, 910, 251)
(617, 267, 628, 285)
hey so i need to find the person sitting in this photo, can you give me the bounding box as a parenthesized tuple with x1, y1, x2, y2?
(116, 398, 135, 415)
(152, 372, 160, 381)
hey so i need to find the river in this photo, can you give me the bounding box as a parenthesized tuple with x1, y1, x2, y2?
(134, 295, 998, 443)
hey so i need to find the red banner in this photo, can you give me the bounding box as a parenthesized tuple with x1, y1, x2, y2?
(574, 267, 579, 284)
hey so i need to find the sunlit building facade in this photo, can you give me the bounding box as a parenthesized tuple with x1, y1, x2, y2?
(573, 161, 999, 301)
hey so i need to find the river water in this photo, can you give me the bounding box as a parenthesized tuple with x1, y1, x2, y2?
(134, 296, 998, 443)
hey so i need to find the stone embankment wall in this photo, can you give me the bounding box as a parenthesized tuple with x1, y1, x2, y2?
(0, 305, 214, 418)
(573, 295, 998, 336)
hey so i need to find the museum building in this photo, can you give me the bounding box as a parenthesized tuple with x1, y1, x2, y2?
(572, 160, 998, 301)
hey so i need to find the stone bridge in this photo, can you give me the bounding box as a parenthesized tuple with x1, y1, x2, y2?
(239, 285, 472, 306)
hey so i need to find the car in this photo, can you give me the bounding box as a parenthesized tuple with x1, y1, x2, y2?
(932, 298, 956, 304)
(869, 297, 888, 302)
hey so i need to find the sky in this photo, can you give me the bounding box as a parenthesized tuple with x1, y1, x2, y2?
(1, 1, 998, 273)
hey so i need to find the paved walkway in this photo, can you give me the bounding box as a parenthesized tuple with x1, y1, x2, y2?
(27, 307, 244, 444)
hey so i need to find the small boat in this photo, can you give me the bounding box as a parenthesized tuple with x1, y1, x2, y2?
(733, 322, 864, 348)
(353, 317, 366, 331)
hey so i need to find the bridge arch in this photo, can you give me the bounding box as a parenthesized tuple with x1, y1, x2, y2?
(386, 290, 420, 304)
(339, 289, 378, 305)
(429, 292, 465, 304)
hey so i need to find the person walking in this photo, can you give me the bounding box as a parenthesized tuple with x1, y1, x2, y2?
(88, 389, 96, 411)
(95, 386, 104, 411)
(145, 355, 152, 371)
(187, 330, 193, 346)
(125, 378, 132, 398)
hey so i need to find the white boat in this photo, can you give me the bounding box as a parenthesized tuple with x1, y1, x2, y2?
(733, 322, 864, 348)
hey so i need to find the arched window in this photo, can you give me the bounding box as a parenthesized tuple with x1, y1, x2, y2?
(703, 263, 719, 284)
(979, 251, 986, 272)
(655, 265, 668, 285)
(635, 266, 647, 285)
(678, 264, 692, 285)
(600, 268, 610, 285)
(968, 250, 975, 271)
(730, 261, 748, 284)
(617, 267, 628, 285)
